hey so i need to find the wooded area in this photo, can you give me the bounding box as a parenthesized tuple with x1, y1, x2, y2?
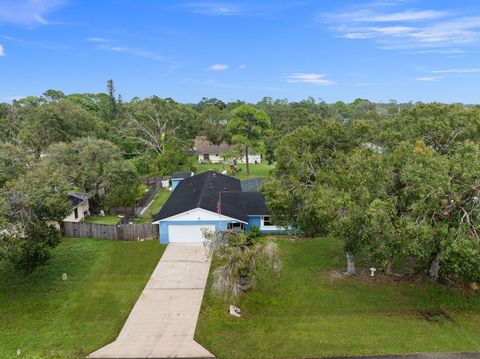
(1, 81, 480, 283)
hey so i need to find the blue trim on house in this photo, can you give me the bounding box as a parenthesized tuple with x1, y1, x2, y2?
(247, 215, 289, 234)
(171, 179, 181, 190)
(158, 216, 290, 244)
(159, 220, 235, 244)
(246, 216, 261, 231)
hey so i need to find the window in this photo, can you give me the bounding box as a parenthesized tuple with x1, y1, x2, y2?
(263, 216, 273, 226)
(227, 222, 244, 231)
(74, 208, 79, 219)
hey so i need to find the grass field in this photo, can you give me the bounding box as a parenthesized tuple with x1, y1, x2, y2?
(195, 162, 274, 180)
(0, 238, 164, 359)
(196, 236, 480, 358)
(133, 189, 171, 224)
(84, 215, 120, 225)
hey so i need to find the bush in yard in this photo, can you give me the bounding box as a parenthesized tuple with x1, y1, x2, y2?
(247, 225, 261, 238)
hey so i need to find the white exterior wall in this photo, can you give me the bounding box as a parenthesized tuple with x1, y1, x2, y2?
(64, 200, 90, 222)
(237, 153, 262, 164)
(197, 153, 262, 164)
(198, 153, 224, 164)
(154, 207, 244, 223)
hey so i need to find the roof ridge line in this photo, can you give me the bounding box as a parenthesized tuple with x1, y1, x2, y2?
(196, 171, 212, 208)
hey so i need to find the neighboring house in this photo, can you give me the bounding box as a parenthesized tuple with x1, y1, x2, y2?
(64, 192, 90, 222)
(171, 172, 193, 191)
(153, 171, 285, 243)
(194, 136, 262, 164)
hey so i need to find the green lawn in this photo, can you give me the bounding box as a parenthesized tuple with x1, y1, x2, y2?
(84, 215, 120, 225)
(195, 162, 274, 180)
(196, 237, 480, 358)
(133, 189, 171, 224)
(0, 238, 165, 359)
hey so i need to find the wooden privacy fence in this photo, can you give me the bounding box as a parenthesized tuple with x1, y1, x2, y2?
(141, 176, 169, 186)
(63, 222, 159, 241)
(137, 180, 161, 209)
(109, 180, 163, 220)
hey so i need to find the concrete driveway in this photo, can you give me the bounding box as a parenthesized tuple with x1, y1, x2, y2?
(87, 243, 215, 359)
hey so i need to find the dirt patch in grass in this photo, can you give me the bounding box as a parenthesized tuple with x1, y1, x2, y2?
(327, 267, 420, 285)
(329, 270, 344, 280)
(418, 308, 454, 323)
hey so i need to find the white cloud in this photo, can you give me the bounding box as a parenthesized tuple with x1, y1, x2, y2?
(337, 10, 448, 23)
(430, 68, 480, 74)
(209, 64, 229, 71)
(286, 73, 334, 85)
(341, 25, 415, 39)
(415, 76, 442, 81)
(86, 37, 109, 43)
(354, 82, 373, 86)
(181, 2, 243, 16)
(238, 64, 246, 69)
(102, 45, 166, 61)
(407, 48, 466, 55)
(0, 0, 65, 25)
(87, 38, 167, 62)
(324, 3, 480, 51)
(0, 45, 4, 57)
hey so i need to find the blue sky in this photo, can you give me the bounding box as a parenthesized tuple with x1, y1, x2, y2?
(1, 0, 480, 103)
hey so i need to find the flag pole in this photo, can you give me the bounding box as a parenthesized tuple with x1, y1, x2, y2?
(218, 190, 222, 230)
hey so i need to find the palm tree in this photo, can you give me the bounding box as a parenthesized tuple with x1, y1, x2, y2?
(203, 229, 282, 300)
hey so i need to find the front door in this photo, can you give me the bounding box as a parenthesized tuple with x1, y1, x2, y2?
(204, 154, 210, 160)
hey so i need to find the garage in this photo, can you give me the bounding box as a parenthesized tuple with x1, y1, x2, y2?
(167, 224, 215, 243)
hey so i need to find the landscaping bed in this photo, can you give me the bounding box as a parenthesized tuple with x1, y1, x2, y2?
(0, 238, 165, 359)
(195, 236, 480, 358)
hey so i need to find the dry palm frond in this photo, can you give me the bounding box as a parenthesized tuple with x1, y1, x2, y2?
(206, 230, 282, 301)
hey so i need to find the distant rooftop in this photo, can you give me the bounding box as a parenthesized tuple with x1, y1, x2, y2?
(68, 192, 90, 207)
(171, 172, 192, 180)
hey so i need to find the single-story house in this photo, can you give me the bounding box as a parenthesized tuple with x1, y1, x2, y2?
(194, 136, 261, 164)
(153, 171, 285, 243)
(64, 192, 90, 222)
(171, 172, 193, 190)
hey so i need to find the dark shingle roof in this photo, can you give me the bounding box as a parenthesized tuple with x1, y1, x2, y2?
(153, 171, 268, 222)
(171, 172, 192, 180)
(194, 136, 233, 154)
(68, 192, 89, 208)
(220, 192, 269, 222)
(194, 136, 257, 155)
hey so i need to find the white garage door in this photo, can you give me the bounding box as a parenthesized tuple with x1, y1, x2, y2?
(168, 224, 216, 243)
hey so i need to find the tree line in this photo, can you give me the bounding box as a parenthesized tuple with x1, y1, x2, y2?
(262, 103, 480, 285)
(1, 80, 478, 284)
